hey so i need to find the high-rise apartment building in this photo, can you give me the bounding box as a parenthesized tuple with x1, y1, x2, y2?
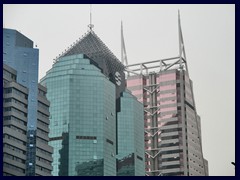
(3, 28, 53, 176)
(125, 13, 208, 176)
(3, 64, 28, 176)
(35, 84, 53, 176)
(40, 29, 145, 176)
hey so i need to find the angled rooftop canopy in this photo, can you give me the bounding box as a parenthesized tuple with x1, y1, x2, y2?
(56, 30, 126, 100)
(62, 31, 118, 60)
(58, 30, 124, 75)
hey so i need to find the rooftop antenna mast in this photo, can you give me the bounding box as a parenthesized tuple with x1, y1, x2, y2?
(178, 10, 188, 74)
(88, 4, 94, 31)
(121, 21, 128, 66)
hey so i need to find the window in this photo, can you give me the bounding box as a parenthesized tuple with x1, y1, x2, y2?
(76, 136, 97, 140)
(4, 144, 26, 154)
(4, 163, 25, 173)
(38, 89, 46, 97)
(49, 136, 63, 141)
(106, 138, 113, 145)
(38, 111, 48, 119)
(4, 107, 11, 112)
(38, 101, 48, 110)
(137, 155, 143, 161)
(36, 137, 48, 144)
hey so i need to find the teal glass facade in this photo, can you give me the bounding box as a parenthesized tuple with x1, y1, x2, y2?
(117, 91, 145, 176)
(41, 54, 116, 176)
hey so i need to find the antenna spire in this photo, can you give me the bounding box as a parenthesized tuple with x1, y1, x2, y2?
(88, 4, 94, 31)
(121, 21, 128, 66)
(178, 9, 186, 68)
(178, 10, 189, 73)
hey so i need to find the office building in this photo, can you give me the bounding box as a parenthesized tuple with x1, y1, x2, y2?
(41, 54, 116, 176)
(125, 13, 208, 176)
(40, 27, 145, 176)
(3, 28, 53, 176)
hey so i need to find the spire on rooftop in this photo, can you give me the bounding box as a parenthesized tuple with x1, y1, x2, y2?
(178, 10, 188, 73)
(121, 21, 128, 66)
(88, 4, 94, 31)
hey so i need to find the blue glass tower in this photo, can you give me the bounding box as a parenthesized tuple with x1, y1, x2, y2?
(3, 28, 39, 175)
(3, 28, 53, 176)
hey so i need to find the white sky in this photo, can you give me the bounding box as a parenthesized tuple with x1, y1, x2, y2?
(3, 4, 235, 176)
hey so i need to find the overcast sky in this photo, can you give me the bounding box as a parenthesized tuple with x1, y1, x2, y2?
(3, 4, 235, 176)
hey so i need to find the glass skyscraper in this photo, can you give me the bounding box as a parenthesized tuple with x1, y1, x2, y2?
(40, 29, 145, 176)
(41, 54, 116, 176)
(3, 28, 53, 176)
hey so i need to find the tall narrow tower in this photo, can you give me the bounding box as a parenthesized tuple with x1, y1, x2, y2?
(3, 28, 53, 176)
(121, 21, 128, 66)
(126, 12, 208, 176)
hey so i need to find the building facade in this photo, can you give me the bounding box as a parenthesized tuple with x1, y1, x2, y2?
(117, 91, 145, 176)
(3, 28, 53, 176)
(126, 69, 208, 176)
(35, 84, 53, 176)
(3, 64, 28, 176)
(125, 13, 208, 176)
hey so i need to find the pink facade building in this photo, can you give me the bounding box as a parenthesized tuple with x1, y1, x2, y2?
(125, 12, 208, 176)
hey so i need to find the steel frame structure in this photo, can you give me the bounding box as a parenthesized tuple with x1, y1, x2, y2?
(125, 56, 187, 76)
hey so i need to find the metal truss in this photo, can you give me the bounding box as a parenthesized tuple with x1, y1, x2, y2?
(125, 56, 187, 76)
(145, 169, 163, 176)
(145, 128, 161, 137)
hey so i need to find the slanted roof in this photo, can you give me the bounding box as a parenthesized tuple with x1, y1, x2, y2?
(59, 30, 124, 77)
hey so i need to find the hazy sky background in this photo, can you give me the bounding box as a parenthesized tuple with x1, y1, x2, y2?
(3, 4, 235, 176)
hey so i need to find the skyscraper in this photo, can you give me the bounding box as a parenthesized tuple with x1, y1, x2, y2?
(40, 28, 145, 176)
(41, 54, 117, 176)
(125, 12, 208, 176)
(3, 28, 53, 176)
